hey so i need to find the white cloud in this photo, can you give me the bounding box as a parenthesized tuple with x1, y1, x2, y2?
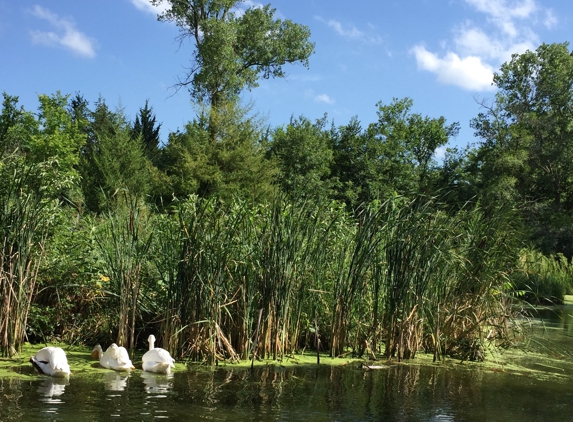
(412, 0, 554, 92)
(434, 145, 447, 162)
(412, 45, 495, 91)
(315, 93, 335, 104)
(327, 19, 364, 39)
(130, 0, 169, 15)
(305, 89, 335, 105)
(316, 16, 382, 44)
(29, 5, 96, 58)
(543, 9, 557, 29)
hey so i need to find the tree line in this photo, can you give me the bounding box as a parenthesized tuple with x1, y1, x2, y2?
(1, 0, 573, 363)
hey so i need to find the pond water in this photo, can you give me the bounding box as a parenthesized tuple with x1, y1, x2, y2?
(3, 307, 573, 421)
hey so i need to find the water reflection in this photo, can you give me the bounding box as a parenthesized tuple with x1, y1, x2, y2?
(3, 336, 573, 421)
(37, 376, 68, 418)
(103, 371, 130, 391)
(529, 304, 573, 330)
(141, 371, 173, 396)
(37, 376, 68, 398)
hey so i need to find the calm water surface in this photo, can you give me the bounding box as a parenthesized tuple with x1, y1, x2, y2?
(2, 308, 573, 421)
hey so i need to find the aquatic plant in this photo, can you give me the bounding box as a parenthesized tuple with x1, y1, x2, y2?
(0, 155, 64, 357)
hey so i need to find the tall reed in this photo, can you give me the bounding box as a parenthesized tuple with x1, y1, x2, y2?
(512, 249, 572, 304)
(140, 194, 521, 363)
(255, 197, 336, 360)
(432, 203, 520, 360)
(93, 192, 153, 354)
(0, 156, 61, 357)
(329, 201, 383, 357)
(372, 197, 452, 360)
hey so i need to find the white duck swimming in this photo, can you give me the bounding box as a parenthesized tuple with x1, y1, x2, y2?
(30, 346, 71, 377)
(142, 334, 175, 374)
(91, 343, 135, 371)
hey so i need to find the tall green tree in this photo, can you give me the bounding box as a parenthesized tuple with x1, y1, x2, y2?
(367, 98, 459, 198)
(28, 92, 86, 180)
(470, 42, 573, 256)
(151, 0, 314, 144)
(331, 98, 458, 205)
(132, 100, 162, 163)
(0, 93, 29, 156)
(330, 117, 367, 208)
(160, 102, 276, 202)
(78, 98, 151, 211)
(152, 0, 314, 109)
(269, 114, 333, 199)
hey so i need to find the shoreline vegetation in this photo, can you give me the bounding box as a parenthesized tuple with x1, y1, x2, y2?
(1, 192, 527, 365)
(3, 40, 573, 371)
(3, 320, 573, 384)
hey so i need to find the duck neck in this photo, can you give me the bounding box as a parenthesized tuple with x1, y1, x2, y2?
(149, 339, 155, 350)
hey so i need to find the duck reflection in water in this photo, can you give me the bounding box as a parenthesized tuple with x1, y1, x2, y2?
(104, 371, 130, 391)
(141, 370, 173, 395)
(36, 376, 69, 398)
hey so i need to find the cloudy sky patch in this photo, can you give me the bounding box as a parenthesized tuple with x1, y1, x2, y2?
(412, 0, 554, 91)
(29, 5, 96, 58)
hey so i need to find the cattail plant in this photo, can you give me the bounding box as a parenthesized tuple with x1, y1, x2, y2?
(329, 201, 384, 357)
(435, 203, 519, 361)
(380, 197, 456, 360)
(0, 155, 63, 357)
(93, 192, 153, 354)
(254, 197, 339, 360)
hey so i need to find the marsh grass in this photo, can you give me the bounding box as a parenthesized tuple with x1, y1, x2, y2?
(0, 156, 63, 357)
(512, 249, 573, 304)
(93, 193, 153, 354)
(4, 183, 523, 365)
(141, 194, 521, 364)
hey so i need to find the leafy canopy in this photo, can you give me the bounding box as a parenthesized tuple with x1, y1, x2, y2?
(151, 0, 314, 107)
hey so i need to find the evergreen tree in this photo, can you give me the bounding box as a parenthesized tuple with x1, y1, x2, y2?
(160, 102, 276, 202)
(132, 100, 162, 164)
(78, 98, 151, 211)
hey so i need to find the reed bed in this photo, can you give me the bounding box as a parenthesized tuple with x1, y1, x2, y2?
(512, 249, 573, 304)
(93, 193, 153, 354)
(0, 156, 62, 357)
(139, 195, 520, 363)
(2, 179, 521, 362)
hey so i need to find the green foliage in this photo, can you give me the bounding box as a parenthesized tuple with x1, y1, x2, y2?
(0, 92, 83, 201)
(78, 99, 152, 212)
(365, 98, 459, 199)
(329, 117, 366, 207)
(269, 114, 333, 199)
(32, 209, 111, 346)
(153, 0, 314, 108)
(0, 154, 67, 356)
(512, 249, 573, 304)
(93, 195, 153, 352)
(471, 42, 573, 257)
(28, 92, 86, 179)
(0, 93, 29, 156)
(132, 100, 162, 163)
(160, 102, 276, 202)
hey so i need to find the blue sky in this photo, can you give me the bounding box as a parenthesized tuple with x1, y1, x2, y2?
(2, 0, 572, 155)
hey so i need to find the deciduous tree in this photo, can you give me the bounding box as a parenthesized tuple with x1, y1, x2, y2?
(152, 0, 314, 109)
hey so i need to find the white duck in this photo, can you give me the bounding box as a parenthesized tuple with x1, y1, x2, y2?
(142, 334, 175, 374)
(91, 343, 135, 371)
(30, 346, 71, 377)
